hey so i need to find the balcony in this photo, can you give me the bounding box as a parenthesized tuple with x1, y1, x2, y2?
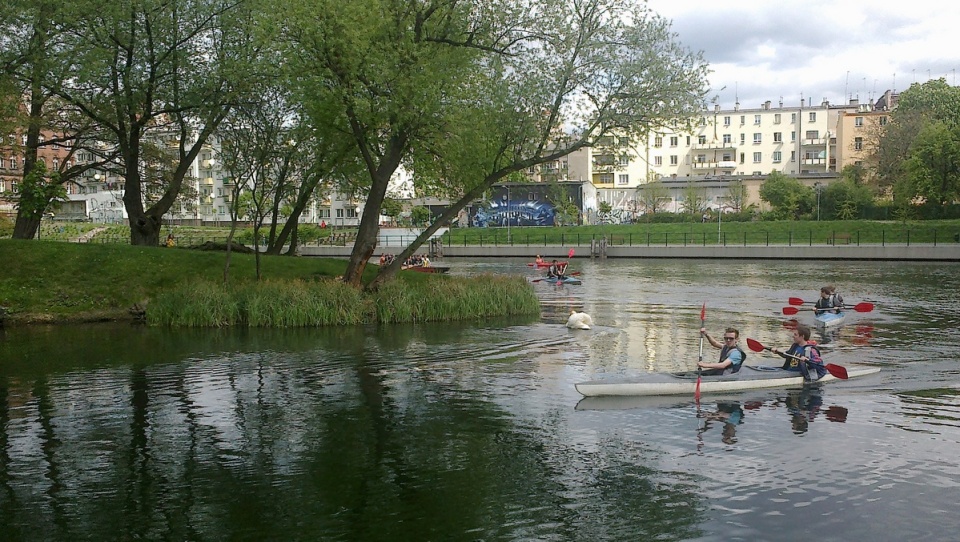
(718, 161, 737, 169)
(802, 158, 826, 165)
(203, 177, 214, 185)
(692, 142, 737, 151)
(692, 161, 718, 169)
(801, 138, 826, 146)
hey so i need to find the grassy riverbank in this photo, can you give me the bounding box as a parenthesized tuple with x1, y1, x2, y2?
(0, 240, 539, 326)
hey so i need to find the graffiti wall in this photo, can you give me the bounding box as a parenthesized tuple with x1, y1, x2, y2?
(470, 184, 583, 227)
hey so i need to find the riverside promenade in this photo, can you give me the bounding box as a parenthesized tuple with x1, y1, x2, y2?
(300, 243, 960, 262)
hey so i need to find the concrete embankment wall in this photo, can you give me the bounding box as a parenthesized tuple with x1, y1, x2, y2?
(300, 244, 960, 262)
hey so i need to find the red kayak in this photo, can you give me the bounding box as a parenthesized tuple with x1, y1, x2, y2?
(528, 261, 567, 268)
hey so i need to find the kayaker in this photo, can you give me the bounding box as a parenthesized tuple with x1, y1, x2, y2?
(547, 260, 566, 279)
(535, 255, 544, 264)
(814, 286, 844, 315)
(770, 324, 826, 381)
(698, 327, 746, 375)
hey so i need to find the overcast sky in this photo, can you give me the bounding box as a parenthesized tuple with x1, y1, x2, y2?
(645, 0, 960, 111)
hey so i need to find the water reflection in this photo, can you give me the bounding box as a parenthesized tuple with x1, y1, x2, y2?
(2, 259, 960, 540)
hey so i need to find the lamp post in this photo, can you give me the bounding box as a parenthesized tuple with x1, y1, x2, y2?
(506, 185, 511, 244)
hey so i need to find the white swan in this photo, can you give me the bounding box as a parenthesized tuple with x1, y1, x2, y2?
(566, 309, 593, 330)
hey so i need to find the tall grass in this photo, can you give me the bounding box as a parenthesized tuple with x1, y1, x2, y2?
(149, 274, 540, 327)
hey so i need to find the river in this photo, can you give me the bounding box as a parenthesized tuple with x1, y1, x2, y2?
(1, 258, 958, 541)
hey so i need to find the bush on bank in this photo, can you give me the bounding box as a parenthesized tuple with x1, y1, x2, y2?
(149, 274, 539, 327)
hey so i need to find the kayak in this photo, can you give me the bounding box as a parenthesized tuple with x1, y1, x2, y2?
(814, 311, 845, 327)
(574, 364, 880, 397)
(402, 264, 450, 274)
(542, 276, 581, 285)
(528, 260, 567, 268)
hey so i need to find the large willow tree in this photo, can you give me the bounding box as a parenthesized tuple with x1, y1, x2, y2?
(279, 0, 710, 289)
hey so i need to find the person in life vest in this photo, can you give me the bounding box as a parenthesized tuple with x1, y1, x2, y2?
(814, 285, 844, 315)
(547, 260, 566, 279)
(698, 327, 746, 375)
(771, 324, 826, 381)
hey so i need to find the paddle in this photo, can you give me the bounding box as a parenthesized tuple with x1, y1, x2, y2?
(782, 302, 874, 315)
(696, 303, 705, 403)
(745, 338, 848, 379)
(568, 248, 575, 259)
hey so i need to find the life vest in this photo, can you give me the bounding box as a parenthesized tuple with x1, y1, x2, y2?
(719, 345, 746, 374)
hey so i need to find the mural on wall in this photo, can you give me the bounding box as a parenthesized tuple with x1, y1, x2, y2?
(470, 184, 583, 227)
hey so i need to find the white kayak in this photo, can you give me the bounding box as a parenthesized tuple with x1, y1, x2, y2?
(574, 365, 881, 397)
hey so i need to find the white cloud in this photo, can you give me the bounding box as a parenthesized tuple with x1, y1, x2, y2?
(645, 0, 960, 109)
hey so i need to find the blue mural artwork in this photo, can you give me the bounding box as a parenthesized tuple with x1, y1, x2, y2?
(471, 187, 561, 227)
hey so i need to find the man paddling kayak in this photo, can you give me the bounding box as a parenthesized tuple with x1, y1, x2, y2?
(770, 324, 826, 381)
(698, 327, 746, 375)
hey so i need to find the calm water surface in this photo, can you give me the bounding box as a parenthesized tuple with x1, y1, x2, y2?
(1, 258, 959, 541)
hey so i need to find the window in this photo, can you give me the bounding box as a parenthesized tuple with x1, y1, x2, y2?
(654, 156, 662, 166)
(654, 136, 662, 148)
(740, 115, 745, 125)
(805, 130, 819, 140)
(346, 208, 358, 218)
(754, 114, 761, 125)
(685, 136, 691, 146)
(319, 209, 331, 218)
(336, 209, 344, 218)
(670, 136, 678, 147)
(618, 136, 630, 146)
(791, 131, 796, 142)
(723, 134, 732, 144)
(774, 113, 781, 124)
(9, 157, 16, 169)
(618, 155, 629, 166)
(791, 113, 797, 123)
(753, 152, 762, 163)
(855, 116, 864, 127)
(698, 135, 706, 144)
(722, 153, 733, 162)
(724, 116, 731, 126)
(599, 173, 614, 183)
(739, 152, 745, 164)
(790, 151, 796, 162)
(617, 174, 629, 185)
(0, 158, 4, 169)
(670, 155, 678, 165)
(809, 112, 816, 122)
(696, 154, 706, 163)
(773, 151, 782, 163)
(773, 132, 782, 143)
(699, 117, 707, 126)
(753, 133, 762, 144)
(854, 137, 863, 151)
(739, 133, 745, 144)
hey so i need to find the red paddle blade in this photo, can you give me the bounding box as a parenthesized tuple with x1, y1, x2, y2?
(568, 248, 575, 258)
(700, 302, 706, 321)
(745, 338, 765, 352)
(695, 376, 701, 402)
(782, 319, 799, 329)
(853, 302, 875, 313)
(825, 363, 848, 379)
(788, 297, 806, 306)
(782, 307, 800, 315)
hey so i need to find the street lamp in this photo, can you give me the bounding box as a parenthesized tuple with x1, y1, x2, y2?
(506, 185, 511, 244)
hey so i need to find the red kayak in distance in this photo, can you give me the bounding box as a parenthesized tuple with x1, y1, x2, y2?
(528, 261, 568, 268)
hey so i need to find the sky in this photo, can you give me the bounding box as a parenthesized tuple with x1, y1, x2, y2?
(645, 0, 960, 111)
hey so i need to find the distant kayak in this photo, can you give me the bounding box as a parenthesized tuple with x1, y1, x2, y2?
(402, 264, 450, 274)
(541, 275, 581, 285)
(575, 364, 881, 397)
(528, 261, 568, 268)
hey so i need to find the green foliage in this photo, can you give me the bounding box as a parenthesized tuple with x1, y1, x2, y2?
(902, 121, 960, 206)
(897, 78, 960, 127)
(759, 172, 813, 219)
(13, 160, 67, 218)
(381, 197, 404, 220)
(821, 180, 874, 220)
(410, 206, 431, 227)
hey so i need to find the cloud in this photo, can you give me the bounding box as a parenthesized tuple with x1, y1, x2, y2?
(647, 0, 960, 110)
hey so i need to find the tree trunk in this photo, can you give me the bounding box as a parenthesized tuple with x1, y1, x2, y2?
(12, 213, 41, 239)
(129, 212, 162, 246)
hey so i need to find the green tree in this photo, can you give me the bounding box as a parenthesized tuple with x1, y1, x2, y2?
(410, 206, 431, 227)
(45, 0, 260, 246)
(680, 182, 707, 215)
(282, 0, 708, 289)
(759, 172, 813, 219)
(380, 197, 404, 226)
(12, 160, 66, 228)
(638, 181, 670, 215)
(902, 121, 960, 208)
(724, 180, 747, 212)
(821, 179, 873, 220)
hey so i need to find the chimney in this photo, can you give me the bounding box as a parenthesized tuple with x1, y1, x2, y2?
(849, 97, 859, 106)
(764, 100, 771, 110)
(715, 104, 720, 113)
(734, 101, 740, 112)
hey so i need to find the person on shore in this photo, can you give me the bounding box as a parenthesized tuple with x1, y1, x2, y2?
(814, 286, 844, 315)
(698, 327, 746, 375)
(770, 324, 826, 381)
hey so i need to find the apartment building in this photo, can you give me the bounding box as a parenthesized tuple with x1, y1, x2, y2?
(834, 91, 898, 171)
(0, 132, 74, 217)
